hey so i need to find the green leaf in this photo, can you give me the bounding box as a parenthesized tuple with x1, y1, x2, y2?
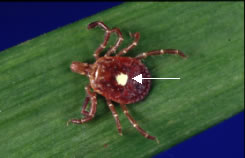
(0, 2, 244, 158)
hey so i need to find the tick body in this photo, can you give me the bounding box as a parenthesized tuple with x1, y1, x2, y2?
(68, 21, 186, 142)
(90, 56, 151, 104)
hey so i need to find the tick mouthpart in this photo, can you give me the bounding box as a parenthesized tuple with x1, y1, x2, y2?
(70, 61, 90, 76)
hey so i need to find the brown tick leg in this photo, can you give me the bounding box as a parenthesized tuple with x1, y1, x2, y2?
(88, 21, 111, 59)
(136, 49, 187, 60)
(120, 104, 157, 142)
(106, 100, 123, 136)
(67, 85, 97, 125)
(117, 32, 140, 56)
(80, 95, 90, 117)
(105, 28, 124, 57)
(87, 21, 124, 59)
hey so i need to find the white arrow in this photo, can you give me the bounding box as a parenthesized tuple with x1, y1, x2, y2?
(132, 74, 180, 84)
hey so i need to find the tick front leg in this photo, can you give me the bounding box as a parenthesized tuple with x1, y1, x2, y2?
(120, 104, 158, 142)
(88, 21, 111, 59)
(116, 32, 140, 56)
(136, 49, 187, 60)
(88, 21, 124, 59)
(67, 85, 97, 125)
(106, 100, 123, 136)
(104, 28, 124, 57)
(80, 95, 90, 117)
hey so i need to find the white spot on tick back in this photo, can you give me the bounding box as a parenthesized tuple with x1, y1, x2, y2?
(116, 73, 128, 86)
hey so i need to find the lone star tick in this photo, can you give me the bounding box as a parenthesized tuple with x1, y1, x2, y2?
(68, 21, 186, 142)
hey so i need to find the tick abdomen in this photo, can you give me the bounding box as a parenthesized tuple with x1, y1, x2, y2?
(90, 56, 151, 104)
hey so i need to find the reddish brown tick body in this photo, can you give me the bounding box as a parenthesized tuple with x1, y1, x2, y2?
(90, 56, 151, 105)
(68, 21, 186, 142)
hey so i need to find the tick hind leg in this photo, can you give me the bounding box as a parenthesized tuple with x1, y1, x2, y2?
(120, 104, 158, 143)
(67, 85, 97, 125)
(116, 32, 140, 56)
(88, 21, 124, 59)
(136, 49, 187, 60)
(106, 100, 123, 136)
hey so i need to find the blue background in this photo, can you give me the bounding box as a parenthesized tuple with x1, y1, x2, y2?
(0, 2, 244, 158)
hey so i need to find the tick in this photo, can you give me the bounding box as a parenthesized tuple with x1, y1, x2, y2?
(68, 21, 186, 142)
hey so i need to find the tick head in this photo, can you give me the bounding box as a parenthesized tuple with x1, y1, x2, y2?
(70, 61, 91, 76)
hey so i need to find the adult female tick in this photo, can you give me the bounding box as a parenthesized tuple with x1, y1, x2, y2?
(68, 21, 186, 142)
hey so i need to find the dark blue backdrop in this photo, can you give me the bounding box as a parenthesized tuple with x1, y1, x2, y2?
(0, 2, 244, 158)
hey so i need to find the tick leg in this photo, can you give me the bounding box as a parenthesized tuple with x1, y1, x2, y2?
(106, 100, 123, 136)
(117, 32, 140, 56)
(104, 28, 124, 57)
(68, 85, 97, 125)
(120, 104, 157, 142)
(80, 95, 90, 117)
(88, 21, 110, 59)
(88, 21, 124, 59)
(136, 49, 187, 60)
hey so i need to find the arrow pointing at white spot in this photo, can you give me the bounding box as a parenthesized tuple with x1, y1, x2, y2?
(132, 74, 180, 84)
